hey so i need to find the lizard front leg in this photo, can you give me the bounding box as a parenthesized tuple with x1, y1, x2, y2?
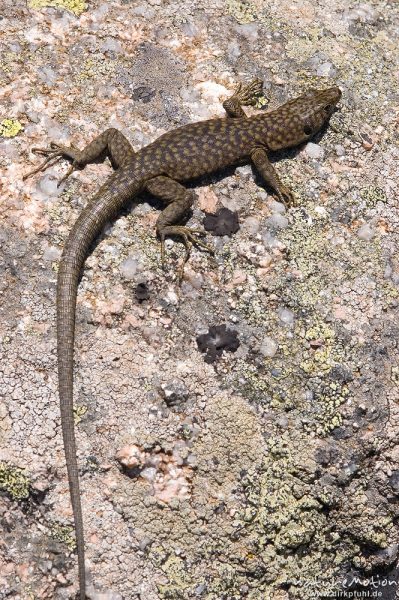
(145, 175, 213, 280)
(223, 78, 264, 118)
(251, 147, 296, 207)
(24, 128, 135, 184)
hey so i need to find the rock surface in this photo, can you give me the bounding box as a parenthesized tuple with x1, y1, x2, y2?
(1, 0, 399, 598)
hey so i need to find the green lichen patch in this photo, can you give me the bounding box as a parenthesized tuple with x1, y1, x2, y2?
(0, 462, 30, 500)
(226, 0, 257, 24)
(77, 56, 115, 82)
(234, 358, 271, 402)
(272, 206, 386, 313)
(50, 523, 76, 551)
(301, 321, 338, 376)
(233, 309, 350, 436)
(158, 555, 191, 598)
(73, 404, 88, 425)
(360, 186, 387, 208)
(255, 94, 269, 110)
(238, 435, 356, 598)
(27, 0, 87, 16)
(0, 118, 23, 138)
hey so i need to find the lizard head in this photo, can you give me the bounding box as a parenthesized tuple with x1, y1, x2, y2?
(267, 86, 342, 150)
(299, 86, 342, 137)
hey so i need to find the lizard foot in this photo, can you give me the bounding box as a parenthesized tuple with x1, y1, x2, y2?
(159, 226, 214, 282)
(234, 78, 264, 106)
(276, 185, 296, 208)
(23, 142, 81, 185)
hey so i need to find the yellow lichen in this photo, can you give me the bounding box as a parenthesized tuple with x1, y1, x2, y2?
(392, 366, 399, 385)
(300, 320, 339, 377)
(158, 554, 192, 597)
(50, 523, 76, 550)
(27, 0, 87, 16)
(0, 118, 23, 138)
(0, 462, 30, 500)
(255, 95, 269, 110)
(226, 0, 256, 24)
(73, 404, 88, 425)
(361, 186, 387, 208)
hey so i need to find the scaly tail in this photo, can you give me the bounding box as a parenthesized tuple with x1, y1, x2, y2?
(57, 253, 86, 598)
(57, 173, 142, 599)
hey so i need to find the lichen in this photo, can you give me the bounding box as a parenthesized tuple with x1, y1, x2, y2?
(158, 554, 191, 598)
(360, 186, 387, 208)
(301, 321, 337, 376)
(238, 435, 357, 598)
(77, 56, 115, 81)
(255, 94, 269, 109)
(0, 118, 23, 138)
(235, 358, 271, 401)
(73, 404, 87, 425)
(0, 462, 30, 500)
(226, 0, 256, 24)
(234, 310, 350, 436)
(27, 0, 87, 16)
(50, 523, 76, 551)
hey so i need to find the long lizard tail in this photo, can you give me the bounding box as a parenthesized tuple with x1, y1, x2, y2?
(57, 173, 142, 599)
(57, 255, 86, 599)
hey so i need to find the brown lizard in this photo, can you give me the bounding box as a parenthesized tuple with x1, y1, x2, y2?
(24, 78, 341, 599)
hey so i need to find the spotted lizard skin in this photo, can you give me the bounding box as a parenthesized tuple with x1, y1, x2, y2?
(24, 79, 341, 599)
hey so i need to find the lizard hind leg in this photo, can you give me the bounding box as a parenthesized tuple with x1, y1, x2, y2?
(145, 175, 214, 281)
(23, 128, 135, 185)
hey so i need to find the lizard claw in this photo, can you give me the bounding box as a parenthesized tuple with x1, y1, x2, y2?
(23, 143, 81, 183)
(277, 185, 296, 208)
(158, 226, 214, 282)
(57, 164, 78, 187)
(22, 150, 65, 181)
(235, 78, 264, 106)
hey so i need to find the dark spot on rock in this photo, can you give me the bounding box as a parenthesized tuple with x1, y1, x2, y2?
(331, 205, 353, 224)
(388, 471, 399, 495)
(132, 85, 156, 103)
(196, 324, 240, 363)
(348, 23, 372, 39)
(354, 404, 368, 418)
(360, 132, 373, 145)
(135, 282, 150, 302)
(160, 379, 189, 409)
(371, 544, 399, 567)
(30, 479, 49, 504)
(309, 338, 324, 349)
(84, 456, 100, 474)
(331, 426, 351, 440)
(315, 445, 339, 466)
(330, 365, 353, 383)
(203, 207, 239, 237)
(271, 368, 281, 378)
(214, 502, 225, 514)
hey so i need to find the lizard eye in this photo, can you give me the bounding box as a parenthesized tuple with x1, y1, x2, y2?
(303, 125, 313, 135)
(324, 104, 332, 112)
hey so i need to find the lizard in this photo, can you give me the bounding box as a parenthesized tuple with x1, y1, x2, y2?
(23, 78, 341, 599)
